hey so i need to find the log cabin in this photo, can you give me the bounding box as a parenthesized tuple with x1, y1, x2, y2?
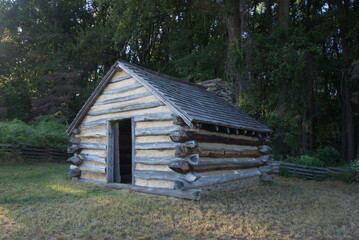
(66, 61, 272, 200)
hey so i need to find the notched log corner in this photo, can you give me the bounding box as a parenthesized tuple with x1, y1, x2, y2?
(258, 145, 272, 154)
(73, 128, 81, 134)
(68, 166, 81, 178)
(186, 154, 199, 165)
(182, 172, 201, 182)
(259, 173, 274, 183)
(172, 114, 186, 126)
(169, 160, 190, 174)
(67, 144, 81, 154)
(258, 154, 273, 163)
(184, 140, 198, 148)
(66, 154, 83, 166)
(69, 137, 81, 144)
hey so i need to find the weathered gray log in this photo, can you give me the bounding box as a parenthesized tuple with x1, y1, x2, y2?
(169, 160, 190, 174)
(69, 137, 81, 144)
(258, 154, 272, 163)
(134, 170, 180, 181)
(95, 92, 152, 106)
(170, 130, 263, 145)
(258, 145, 271, 154)
(67, 145, 81, 154)
(80, 113, 173, 129)
(134, 113, 173, 122)
(172, 114, 186, 126)
(135, 126, 186, 136)
(181, 172, 201, 182)
(175, 146, 261, 158)
(135, 156, 184, 164)
(175, 169, 261, 189)
(110, 74, 132, 83)
(186, 154, 199, 165)
(67, 154, 83, 166)
(259, 174, 274, 183)
(135, 142, 179, 150)
(80, 130, 107, 137)
(169, 159, 264, 174)
(80, 164, 106, 174)
(68, 166, 81, 178)
(130, 185, 201, 201)
(78, 154, 106, 163)
(79, 143, 106, 150)
(88, 102, 164, 116)
(103, 83, 142, 95)
(73, 128, 81, 134)
(184, 140, 198, 148)
(258, 165, 273, 173)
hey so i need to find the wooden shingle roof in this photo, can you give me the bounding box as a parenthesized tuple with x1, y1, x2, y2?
(67, 61, 272, 134)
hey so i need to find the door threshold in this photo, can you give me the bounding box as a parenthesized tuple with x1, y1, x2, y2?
(106, 183, 133, 190)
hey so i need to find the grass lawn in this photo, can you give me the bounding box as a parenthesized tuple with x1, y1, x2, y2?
(0, 162, 358, 240)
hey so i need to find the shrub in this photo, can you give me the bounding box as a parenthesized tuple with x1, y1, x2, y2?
(0, 115, 68, 152)
(285, 154, 324, 167)
(314, 146, 340, 166)
(350, 159, 359, 171)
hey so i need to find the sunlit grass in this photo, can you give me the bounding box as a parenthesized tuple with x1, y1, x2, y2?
(46, 184, 85, 194)
(0, 162, 358, 239)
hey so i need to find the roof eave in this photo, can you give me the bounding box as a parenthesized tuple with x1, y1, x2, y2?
(66, 61, 120, 135)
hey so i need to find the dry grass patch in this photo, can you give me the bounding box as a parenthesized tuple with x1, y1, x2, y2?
(0, 162, 358, 239)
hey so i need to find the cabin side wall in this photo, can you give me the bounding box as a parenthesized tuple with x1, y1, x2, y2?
(168, 124, 271, 189)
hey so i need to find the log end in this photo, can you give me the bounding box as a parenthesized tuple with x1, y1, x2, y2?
(259, 173, 274, 183)
(169, 160, 190, 174)
(67, 155, 83, 166)
(68, 167, 81, 178)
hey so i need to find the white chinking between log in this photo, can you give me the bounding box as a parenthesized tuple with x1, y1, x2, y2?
(168, 122, 274, 189)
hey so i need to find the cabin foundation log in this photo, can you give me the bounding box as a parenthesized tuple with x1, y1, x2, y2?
(175, 169, 261, 189)
(130, 186, 201, 200)
(259, 173, 274, 183)
(68, 166, 81, 178)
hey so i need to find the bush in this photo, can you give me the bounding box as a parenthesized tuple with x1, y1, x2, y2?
(285, 154, 324, 167)
(0, 116, 68, 151)
(349, 159, 359, 171)
(314, 146, 340, 166)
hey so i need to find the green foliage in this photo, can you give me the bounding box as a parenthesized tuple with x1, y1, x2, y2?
(331, 169, 357, 184)
(350, 159, 359, 171)
(285, 155, 324, 167)
(0, 0, 358, 161)
(0, 116, 68, 151)
(314, 146, 341, 166)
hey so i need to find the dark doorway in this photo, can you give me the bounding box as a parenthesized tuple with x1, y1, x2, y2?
(108, 119, 133, 184)
(117, 118, 132, 183)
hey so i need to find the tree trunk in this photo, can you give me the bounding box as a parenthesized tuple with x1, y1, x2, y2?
(337, 0, 354, 161)
(278, 0, 289, 29)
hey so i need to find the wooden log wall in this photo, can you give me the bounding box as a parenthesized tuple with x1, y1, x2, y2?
(68, 70, 184, 187)
(168, 118, 272, 190)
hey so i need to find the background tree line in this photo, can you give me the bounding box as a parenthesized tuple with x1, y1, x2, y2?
(0, 0, 358, 162)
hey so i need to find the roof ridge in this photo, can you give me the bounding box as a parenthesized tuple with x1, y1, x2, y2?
(117, 60, 207, 90)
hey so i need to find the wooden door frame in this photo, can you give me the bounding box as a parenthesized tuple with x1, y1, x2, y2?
(106, 118, 135, 185)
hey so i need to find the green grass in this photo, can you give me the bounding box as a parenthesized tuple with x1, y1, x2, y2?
(1, 162, 359, 239)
